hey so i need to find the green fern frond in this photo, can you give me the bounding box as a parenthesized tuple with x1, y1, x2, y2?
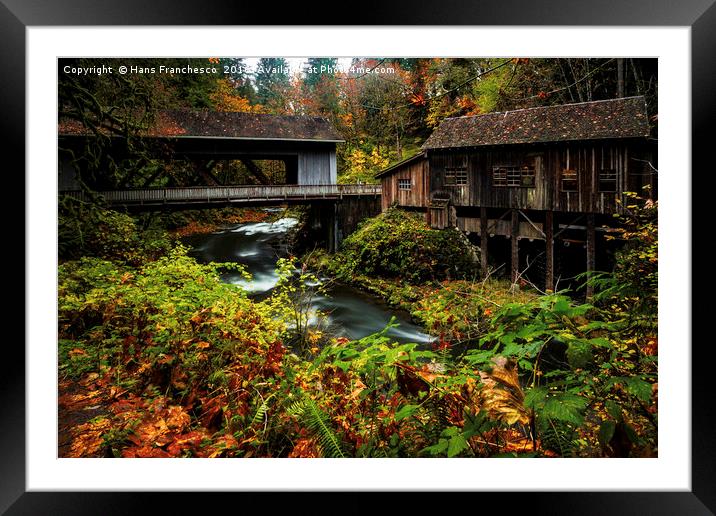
(287, 396, 345, 458)
(251, 393, 276, 427)
(540, 417, 579, 456)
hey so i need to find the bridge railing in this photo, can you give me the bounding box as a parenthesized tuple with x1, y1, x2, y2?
(61, 184, 381, 204)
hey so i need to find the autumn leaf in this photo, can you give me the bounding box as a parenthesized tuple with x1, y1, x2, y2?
(288, 437, 320, 458)
(474, 358, 530, 426)
(66, 417, 111, 458)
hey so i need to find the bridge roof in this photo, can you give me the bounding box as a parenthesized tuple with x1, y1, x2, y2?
(422, 96, 650, 150)
(59, 110, 345, 143)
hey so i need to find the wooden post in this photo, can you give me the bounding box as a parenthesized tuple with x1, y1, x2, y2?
(334, 201, 340, 251)
(545, 210, 554, 292)
(511, 209, 519, 284)
(586, 213, 596, 297)
(480, 207, 489, 280)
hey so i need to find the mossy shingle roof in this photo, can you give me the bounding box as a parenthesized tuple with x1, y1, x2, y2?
(422, 96, 650, 150)
(59, 110, 344, 142)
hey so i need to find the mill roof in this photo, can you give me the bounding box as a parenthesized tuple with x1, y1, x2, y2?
(422, 96, 650, 150)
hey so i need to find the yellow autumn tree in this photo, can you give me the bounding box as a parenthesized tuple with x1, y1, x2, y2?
(210, 79, 264, 113)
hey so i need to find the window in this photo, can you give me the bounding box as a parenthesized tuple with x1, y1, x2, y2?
(493, 168, 507, 187)
(445, 167, 468, 186)
(492, 165, 535, 187)
(561, 169, 578, 192)
(599, 169, 617, 192)
(398, 178, 412, 190)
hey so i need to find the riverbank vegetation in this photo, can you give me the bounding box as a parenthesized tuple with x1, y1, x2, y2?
(59, 196, 657, 458)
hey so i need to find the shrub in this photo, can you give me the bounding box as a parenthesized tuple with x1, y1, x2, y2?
(334, 208, 479, 283)
(58, 197, 170, 264)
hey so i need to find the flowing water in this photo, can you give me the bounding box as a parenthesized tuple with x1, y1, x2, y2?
(183, 215, 435, 345)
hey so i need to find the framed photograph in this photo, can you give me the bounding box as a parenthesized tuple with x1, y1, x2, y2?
(7, 0, 711, 513)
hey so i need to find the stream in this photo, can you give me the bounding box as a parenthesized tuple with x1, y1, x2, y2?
(183, 214, 435, 345)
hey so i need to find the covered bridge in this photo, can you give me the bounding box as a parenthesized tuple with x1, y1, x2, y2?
(58, 110, 344, 190)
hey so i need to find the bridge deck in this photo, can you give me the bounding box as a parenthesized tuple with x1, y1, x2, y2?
(61, 184, 381, 207)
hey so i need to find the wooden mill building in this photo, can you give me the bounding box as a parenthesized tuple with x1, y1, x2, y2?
(59, 111, 343, 190)
(376, 96, 657, 292)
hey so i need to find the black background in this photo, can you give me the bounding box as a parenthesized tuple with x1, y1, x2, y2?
(3, 1, 712, 514)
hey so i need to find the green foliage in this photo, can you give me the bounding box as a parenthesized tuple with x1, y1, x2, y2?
(60, 248, 657, 458)
(58, 198, 171, 264)
(58, 246, 267, 380)
(286, 396, 346, 458)
(593, 189, 658, 323)
(255, 58, 292, 111)
(330, 208, 479, 283)
(264, 256, 331, 354)
(338, 144, 389, 184)
(470, 286, 657, 457)
(411, 280, 535, 347)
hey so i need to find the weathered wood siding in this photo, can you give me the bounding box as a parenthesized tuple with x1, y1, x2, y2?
(428, 205, 450, 229)
(298, 150, 336, 185)
(428, 140, 655, 215)
(380, 156, 429, 211)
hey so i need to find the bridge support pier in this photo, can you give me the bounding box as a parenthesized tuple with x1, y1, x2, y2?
(304, 201, 340, 253)
(303, 195, 381, 253)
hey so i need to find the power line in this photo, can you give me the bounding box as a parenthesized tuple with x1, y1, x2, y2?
(509, 58, 616, 103)
(338, 58, 389, 81)
(359, 58, 514, 111)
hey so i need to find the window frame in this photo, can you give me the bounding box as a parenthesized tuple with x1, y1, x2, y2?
(561, 168, 578, 192)
(598, 168, 617, 192)
(444, 166, 468, 186)
(397, 178, 412, 191)
(492, 164, 536, 188)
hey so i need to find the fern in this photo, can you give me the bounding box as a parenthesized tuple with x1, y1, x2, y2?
(251, 393, 276, 428)
(539, 417, 579, 456)
(287, 396, 345, 458)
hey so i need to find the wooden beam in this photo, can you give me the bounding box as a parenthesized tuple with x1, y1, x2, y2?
(193, 160, 222, 186)
(545, 210, 554, 292)
(240, 158, 271, 185)
(480, 206, 489, 280)
(518, 210, 546, 239)
(511, 209, 519, 284)
(586, 213, 596, 298)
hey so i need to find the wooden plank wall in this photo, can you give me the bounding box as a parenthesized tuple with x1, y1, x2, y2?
(298, 151, 335, 185)
(380, 156, 429, 211)
(428, 140, 655, 215)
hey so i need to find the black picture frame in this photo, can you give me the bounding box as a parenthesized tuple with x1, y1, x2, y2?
(5, 1, 712, 514)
